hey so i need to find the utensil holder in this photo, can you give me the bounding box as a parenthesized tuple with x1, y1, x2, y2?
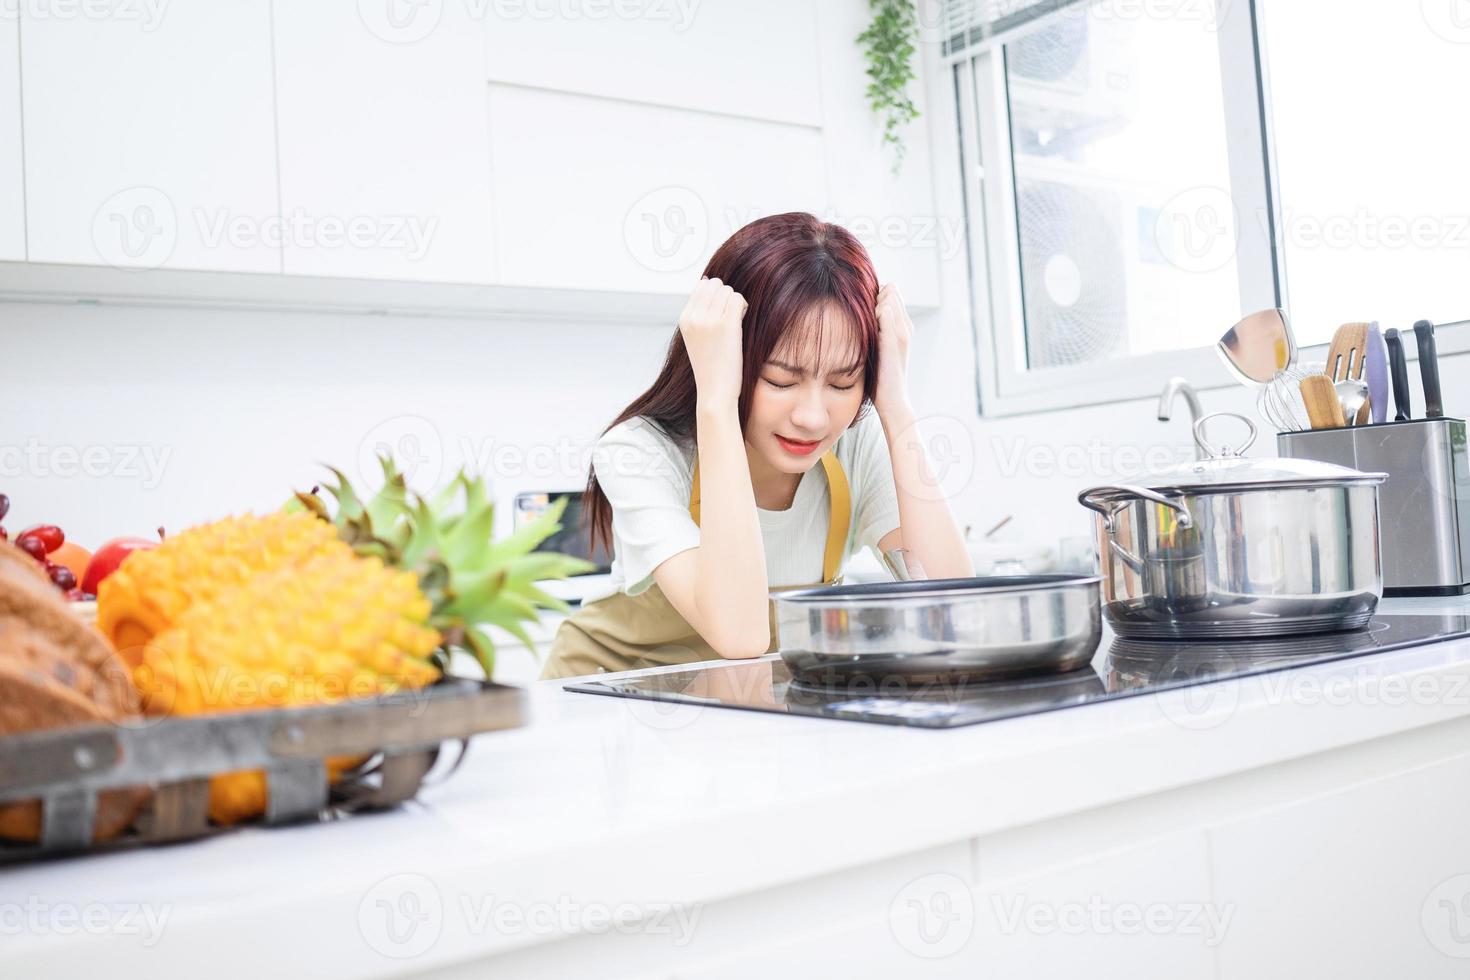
(1278, 418, 1470, 596)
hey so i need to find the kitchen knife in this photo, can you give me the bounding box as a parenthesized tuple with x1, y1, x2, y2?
(1365, 321, 1388, 424)
(1413, 319, 1444, 418)
(1385, 328, 1412, 422)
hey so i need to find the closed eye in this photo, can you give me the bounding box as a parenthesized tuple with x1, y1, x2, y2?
(763, 377, 796, 390)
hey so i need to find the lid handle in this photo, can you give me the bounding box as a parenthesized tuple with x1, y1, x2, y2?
(1192, 411, 1257, 459)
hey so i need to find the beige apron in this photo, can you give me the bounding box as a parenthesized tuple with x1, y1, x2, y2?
(540, 452, 852, 679)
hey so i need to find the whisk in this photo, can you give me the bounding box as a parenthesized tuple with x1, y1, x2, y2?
(1256, 362, 1324, 432)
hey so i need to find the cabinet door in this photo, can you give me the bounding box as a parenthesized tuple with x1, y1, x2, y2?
(0, 15, 24, 261)
(20, 0, 279, 272)
(1208, 749, 1470, 978)
(488, 85, 828, 294)
(272, 5, 495, 283)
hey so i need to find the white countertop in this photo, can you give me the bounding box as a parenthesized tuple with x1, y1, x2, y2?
(7, 597, 1470, 977)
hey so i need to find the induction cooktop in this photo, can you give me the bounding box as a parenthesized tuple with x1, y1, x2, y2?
(564, 613, 1470, 728)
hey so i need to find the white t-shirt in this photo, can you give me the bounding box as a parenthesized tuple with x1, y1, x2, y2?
(588, 411, 902, 601)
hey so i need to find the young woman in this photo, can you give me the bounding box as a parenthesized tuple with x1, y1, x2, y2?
(541, 212, 972, 679)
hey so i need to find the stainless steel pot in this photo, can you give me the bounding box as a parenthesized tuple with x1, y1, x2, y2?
(771, 574, 1102, 685)
(1079, 412, 1388, 639)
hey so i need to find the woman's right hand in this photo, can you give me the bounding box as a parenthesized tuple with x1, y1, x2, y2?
(679, 277, 747, 408)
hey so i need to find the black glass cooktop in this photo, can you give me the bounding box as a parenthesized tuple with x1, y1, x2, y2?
(564, 614, 1470, 728)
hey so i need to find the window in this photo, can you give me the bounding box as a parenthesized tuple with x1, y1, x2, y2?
(953, 0, 1468, 415)
(1261, 0, 1470, 343)
(1006, 5, 1245, 368)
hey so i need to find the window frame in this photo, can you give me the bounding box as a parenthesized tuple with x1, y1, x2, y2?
(953, 0, 1470, 418)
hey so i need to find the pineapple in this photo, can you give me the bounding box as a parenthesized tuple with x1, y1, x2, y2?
(91, 456, 586, 825)
(97, 511, 343, 665)
(295, 457, 591, 679)
(132, 549, 441, 824)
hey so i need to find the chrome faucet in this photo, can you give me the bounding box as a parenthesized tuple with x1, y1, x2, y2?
(1157, 377, 1205, 459)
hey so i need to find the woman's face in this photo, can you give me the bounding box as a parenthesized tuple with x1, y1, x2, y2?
(745, 302, 866, 476)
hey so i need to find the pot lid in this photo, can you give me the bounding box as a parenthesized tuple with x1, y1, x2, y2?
(1093, 412, 1388, 496)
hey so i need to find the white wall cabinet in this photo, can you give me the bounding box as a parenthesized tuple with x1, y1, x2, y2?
(272, 4, 496, 284)
(488, 85, 828, 294)
(0, 16, 26, 261)
(20, 0, 279, 273)
(484, 0, 823, 128)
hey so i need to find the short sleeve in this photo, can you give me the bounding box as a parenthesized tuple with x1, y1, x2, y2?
(593, 419, 702, 596)
(847, 412, 902, 555)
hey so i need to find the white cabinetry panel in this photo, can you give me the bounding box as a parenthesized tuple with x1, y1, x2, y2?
(20, 0, 279, 272)
(273, 4, 496, 283)
(489, 84, 827, 294)
(0, 16, 23, 261)
(484, 0, 822, 127)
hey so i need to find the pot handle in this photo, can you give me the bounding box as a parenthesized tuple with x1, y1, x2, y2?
(1193, 411, 1257, 459)
(1077, 484, 1195, 533)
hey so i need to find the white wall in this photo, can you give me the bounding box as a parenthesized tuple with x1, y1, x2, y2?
(5, 1, 1462, 566)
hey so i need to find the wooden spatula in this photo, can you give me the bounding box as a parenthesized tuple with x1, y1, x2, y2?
(1326, 322, 1370, 423)
(1300, 375, 1344, 429)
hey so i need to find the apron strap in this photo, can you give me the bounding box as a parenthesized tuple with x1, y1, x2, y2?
(689, 451, 851, 583)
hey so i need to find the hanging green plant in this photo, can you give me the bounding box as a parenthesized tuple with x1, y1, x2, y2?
(856, 0, 921, 174)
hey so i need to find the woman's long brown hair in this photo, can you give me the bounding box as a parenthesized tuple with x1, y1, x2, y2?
(586, 211, 881, 555)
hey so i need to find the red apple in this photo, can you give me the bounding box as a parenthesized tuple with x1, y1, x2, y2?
(81, 536, 160, 594)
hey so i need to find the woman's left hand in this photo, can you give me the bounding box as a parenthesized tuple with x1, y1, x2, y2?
(873, 283, 913, 416)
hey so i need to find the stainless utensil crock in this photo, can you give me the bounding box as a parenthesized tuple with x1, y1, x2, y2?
(1079, 412, 1387, 639)
(771, 574, 1102, 685)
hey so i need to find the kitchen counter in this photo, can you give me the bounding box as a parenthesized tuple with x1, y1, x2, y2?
(8, 597, 1470, 978)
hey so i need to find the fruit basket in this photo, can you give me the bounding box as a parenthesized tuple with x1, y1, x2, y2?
(0, 676, 525, 863)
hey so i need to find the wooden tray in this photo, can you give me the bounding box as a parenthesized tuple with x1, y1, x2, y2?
(0, 677, 525, 862)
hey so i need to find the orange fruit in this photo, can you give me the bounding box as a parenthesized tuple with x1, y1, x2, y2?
(49, 541, 93, 582)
